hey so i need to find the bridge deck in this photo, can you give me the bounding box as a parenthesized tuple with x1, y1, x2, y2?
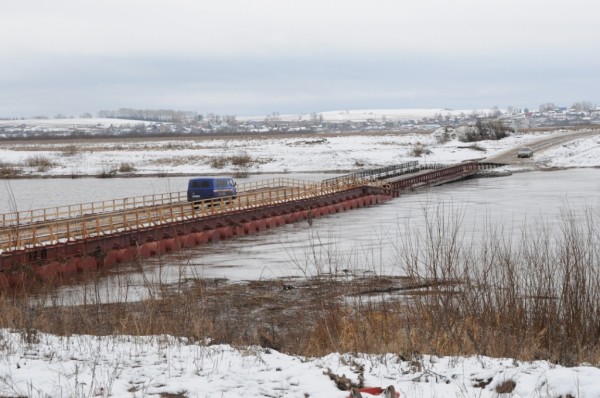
(0, 177, 381, 254)
(0, 161, 488, 266)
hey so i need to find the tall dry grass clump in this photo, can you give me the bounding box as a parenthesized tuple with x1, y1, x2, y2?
(391, 205, 600, 365)
(1, 204, 600, 366)
(0, 161, 21, 177)
(24, 155, 55, 172)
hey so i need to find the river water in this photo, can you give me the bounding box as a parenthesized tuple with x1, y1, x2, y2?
(3, 169, 600, 304)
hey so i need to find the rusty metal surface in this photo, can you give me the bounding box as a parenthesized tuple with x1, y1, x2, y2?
(0, 178, 380, 255)
(0, 162, 490, 265)
(0, 188, 386, 269)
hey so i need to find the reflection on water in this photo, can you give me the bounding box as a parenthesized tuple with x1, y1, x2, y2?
(7, 169, 600, 305)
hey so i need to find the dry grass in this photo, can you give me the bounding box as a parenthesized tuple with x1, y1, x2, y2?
(209, 153, 263, 176)
(96, 165, 117, 178)
(1, 206, 600, 366)
(496, 380, 517, 394)
(24, 155, 55, 171)
(410, 143, 431, 157)
(0, 161, 21, 177)
(209, 154, 255, 169)
(59, 144, 79, 156)
(153, 155, 207, 167)
(118, 162, 135, 173)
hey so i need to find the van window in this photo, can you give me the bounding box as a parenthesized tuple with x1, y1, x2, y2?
(191, 180, 210, 188)
(187, 177, 237, 201)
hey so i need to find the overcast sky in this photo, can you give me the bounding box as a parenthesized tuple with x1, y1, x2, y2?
(1, 0, 599, 118)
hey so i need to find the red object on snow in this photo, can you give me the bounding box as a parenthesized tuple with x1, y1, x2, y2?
(347, 386, 400, 397)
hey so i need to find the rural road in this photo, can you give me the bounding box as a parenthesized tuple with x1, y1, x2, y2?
(485, 128, 600, 167)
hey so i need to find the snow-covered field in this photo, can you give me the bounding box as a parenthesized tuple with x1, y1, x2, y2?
(2, 128, 600, 177)
(2, 128, 600, 397)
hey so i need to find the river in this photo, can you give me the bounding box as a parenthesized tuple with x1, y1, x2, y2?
(3, 168, 600, 304)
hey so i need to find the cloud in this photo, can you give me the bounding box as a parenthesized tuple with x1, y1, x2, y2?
(2, 0, 599, 57)
(1, 0, 599, 116)
(1, 50, 598, 117)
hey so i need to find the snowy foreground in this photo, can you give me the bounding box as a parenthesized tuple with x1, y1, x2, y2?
(2, 128, 600, 397)
(2, 329, 600, 398)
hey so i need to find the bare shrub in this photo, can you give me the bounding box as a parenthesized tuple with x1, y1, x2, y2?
(434, 126, 452, 144)
(210, 156, 228, 169)
(210, 153, 256, 175)
(0, 161, 21, 177)
(410, 145, 423, 157)
(97, 165, 117, 178)
(118, 162, 135, 173)
(231, 152, 254, 177)
(460, 119, 514, 142)
(410, 144, 430, 157)
(60, 145, 79, 156)
(496, 380, 516, 394)
(24, 155, 55, 172)
(396, 204, 600, 365)
(230, 153, 252, 168)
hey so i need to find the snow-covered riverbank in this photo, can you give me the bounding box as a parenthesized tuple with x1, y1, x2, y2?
(1, 129, 599, 178)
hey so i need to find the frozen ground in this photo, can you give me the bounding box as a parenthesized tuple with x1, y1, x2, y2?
(2, 127, 600, 397)
(1, 128, 600, 178)
(1, 329, 600, 398)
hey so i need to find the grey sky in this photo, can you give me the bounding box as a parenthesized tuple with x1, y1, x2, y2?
(1, 0, 599, 117)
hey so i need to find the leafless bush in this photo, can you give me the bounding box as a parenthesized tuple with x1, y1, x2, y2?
(60, 145, 79, 156)
(496, 380, 516, 394)
(434, 127, 452, 144)
(410, 143, 431, 157)
(231, 153, 254, 177)
(97, 165, 117, 178)
(0, 161, 21, 177)
(210, 156, 228, 169)
(395, 204, 600, 365)
(460, 119, 514, 142)
(230, 154, 252, 168)
(118, 162, 135, 173)
(24, 155, 55, 172)
(210, 153, 256, 175)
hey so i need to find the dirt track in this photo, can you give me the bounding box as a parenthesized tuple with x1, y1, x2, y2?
(485, 129, 600, 167)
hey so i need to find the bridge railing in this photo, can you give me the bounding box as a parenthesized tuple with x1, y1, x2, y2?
(236, 178, 315, 193)
(0, 163, 489, 253)
(383, 161, 479, 194)
(0, 177, 363, 253)
(322, 161, 419, 185)
(0, 191, 188, 229)
(0, 178, 317, 230)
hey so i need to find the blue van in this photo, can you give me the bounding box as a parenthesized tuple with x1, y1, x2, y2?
(187, 177, 237, 202)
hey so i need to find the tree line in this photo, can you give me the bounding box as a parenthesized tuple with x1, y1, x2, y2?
(97, 108, 198, 123)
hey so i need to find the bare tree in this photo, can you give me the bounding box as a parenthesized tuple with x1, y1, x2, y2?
(539, 102, 556, 112)
(571, 101, 595, 112)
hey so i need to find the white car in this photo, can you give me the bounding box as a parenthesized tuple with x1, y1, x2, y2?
(517, 147, 534, 158)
